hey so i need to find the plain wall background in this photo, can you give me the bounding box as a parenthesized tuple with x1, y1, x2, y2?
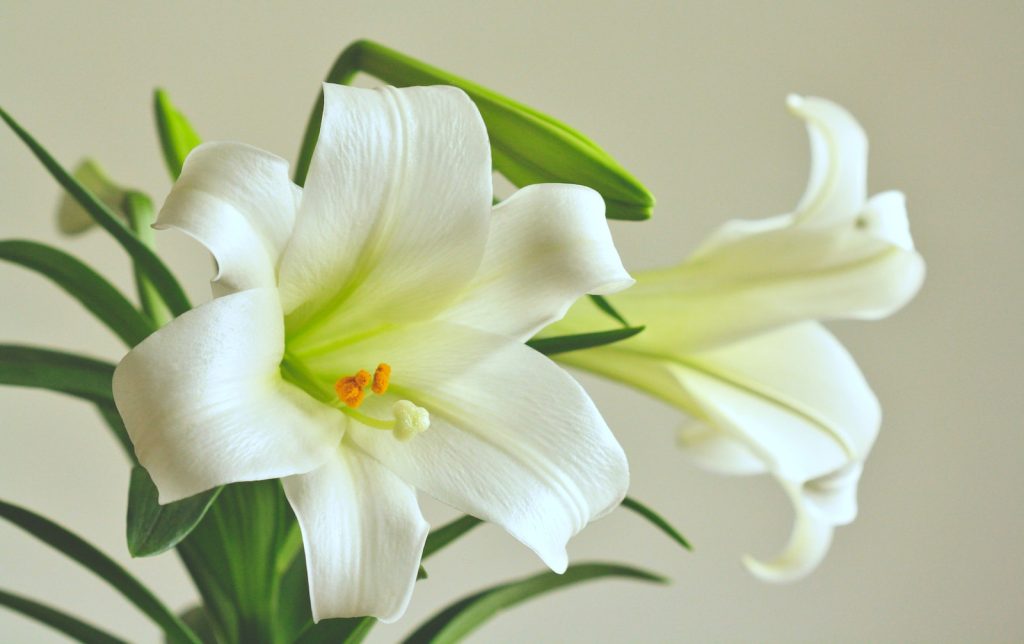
(2, 1, 1021, 641)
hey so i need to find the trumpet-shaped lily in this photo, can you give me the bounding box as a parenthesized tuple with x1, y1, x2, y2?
(112, 84, 633, 622)
(546, 96, 925, 581)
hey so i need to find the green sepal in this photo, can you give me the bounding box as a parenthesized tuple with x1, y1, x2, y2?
(154, 89, 202, 179)
(0, 239, 155, 346)
(295, 40, 654, 221)
(55, 159, 128, 235)
(622, 496, 692, 551)
(0, 105, 191, 316)
(127, 466, 221, 557)
(403, 562, 667, 643)
(527, 325, 644, 356)
(0, 500, 200, 644)
(0, 587, 128, 644)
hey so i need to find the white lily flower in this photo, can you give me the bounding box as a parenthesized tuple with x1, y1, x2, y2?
(112, 84, 633, 622)
(546, 96, 924, 581)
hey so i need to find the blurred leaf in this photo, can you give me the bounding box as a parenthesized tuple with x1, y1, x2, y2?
(0, 105, 191, 316)
(55, 159, 128, 235)
(154, 89, 202, 179)
(0, 344, 115, 402)
(589, 294, 630, 327)
(122, 191, 173, 325)
(294, 40, 655, 221)
(527, 326, 644, 356)
(0, 587, 128, 644)
(0, 500, 200, 643)
(403, 562, 667, 643)
(622, 496, 692, 551)
(294, 616, 375, 644)
(422, 514, 482, 559)
(0, 239, 155, 346)
(127, 466, 221, 557)
(176, 480, 297, 643)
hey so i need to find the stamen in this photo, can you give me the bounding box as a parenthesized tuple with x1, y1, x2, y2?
(392, 400, 430, 442)
(372, 363, 391, 394)
(334, 376, 366, 408)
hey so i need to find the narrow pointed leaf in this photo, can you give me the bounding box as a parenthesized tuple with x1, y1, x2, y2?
(403, 562, 667, 643)
(295, 617, 375, 644)
(95, 401, 135, 459)
(0, 239, 155, 346)
(423, 515, 482, 559)
(154, 89, 202, 180)
(622, 496, 692, 551)
(127, 466, 221, 557)
(123, 192, 173, 326)
(589, 294, 630, 327)
(0, 106, 191, 316)
(295, 40, 655, 221)
(0, 344, 115, 402)
(0, 588, 128, 644)
(0, 500, 200, 644)
(528, 326, 644, 356)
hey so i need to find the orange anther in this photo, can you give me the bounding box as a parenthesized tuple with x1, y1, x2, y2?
(353, 369, 371, 389)
(335, 376, 367, 409)
(372, 363, 391, 395)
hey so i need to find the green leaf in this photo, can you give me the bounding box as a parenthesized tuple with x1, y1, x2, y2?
(127, 466, 221, 557)
(154, 89, 202, 180)
(0, 500, 200, 644)
(589, 293, 630, 327)
(0, 344, 115, 402)
(622, 496, 692, 551)
(403, 562, 667, 643)
(294, 40, 654, 221)
(294, 616, 375, 644)
(0, 239, 155, 346)
(0, 587, 128, 644)
(527, 326, 644, 356)
(175, 480, 297, 643)
(95, 401, 135, 459)
(423, 514, 482, 559)
(0, 105, 191, 316)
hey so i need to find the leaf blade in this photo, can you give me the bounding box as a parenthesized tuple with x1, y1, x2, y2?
(403, 562, 667, 644)
(622, 496, 692, 551)
(0, 500, 200, 644)
(0, 587, 128, 644)
(422, 515, 482, 560)
(127, 466, 221, 557)
(527, 326, 645, 356)
(0, 239, 155, 346)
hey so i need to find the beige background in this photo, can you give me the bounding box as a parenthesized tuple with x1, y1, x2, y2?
(2, 1, 1021, 641)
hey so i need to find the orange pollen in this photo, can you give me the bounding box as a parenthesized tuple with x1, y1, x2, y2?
(334, 376, 367, 409)
(372, 363, 391, 395)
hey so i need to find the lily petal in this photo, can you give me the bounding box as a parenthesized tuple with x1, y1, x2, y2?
(156, 142, 299, 295)
(787, 94, 867, 227)
(309, 321, 628, 573)
(442, 184, 633, 341)
(113, 288, 344, 503)
(676, 421, 768, 476)
(743, 478, 835, 582)
(282, 442, 428, 623)
(279, 85, 492, 349)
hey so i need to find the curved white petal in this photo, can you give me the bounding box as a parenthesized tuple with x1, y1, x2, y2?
(303, 321, 628, 573)
(677, 421, 768, 476)
(674, 322, 879, 482)
(787, 94, 867, 227)
(282, 442, 428, 623)
(156, 142, 299, 295)
(113, 288, 344, 503)
(599, 213, 925, 352)
(743, 479, 835, 582)
(442, 184, 633, 341)
(861, 190, 916, 250)
(279, 85, 492, 349)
